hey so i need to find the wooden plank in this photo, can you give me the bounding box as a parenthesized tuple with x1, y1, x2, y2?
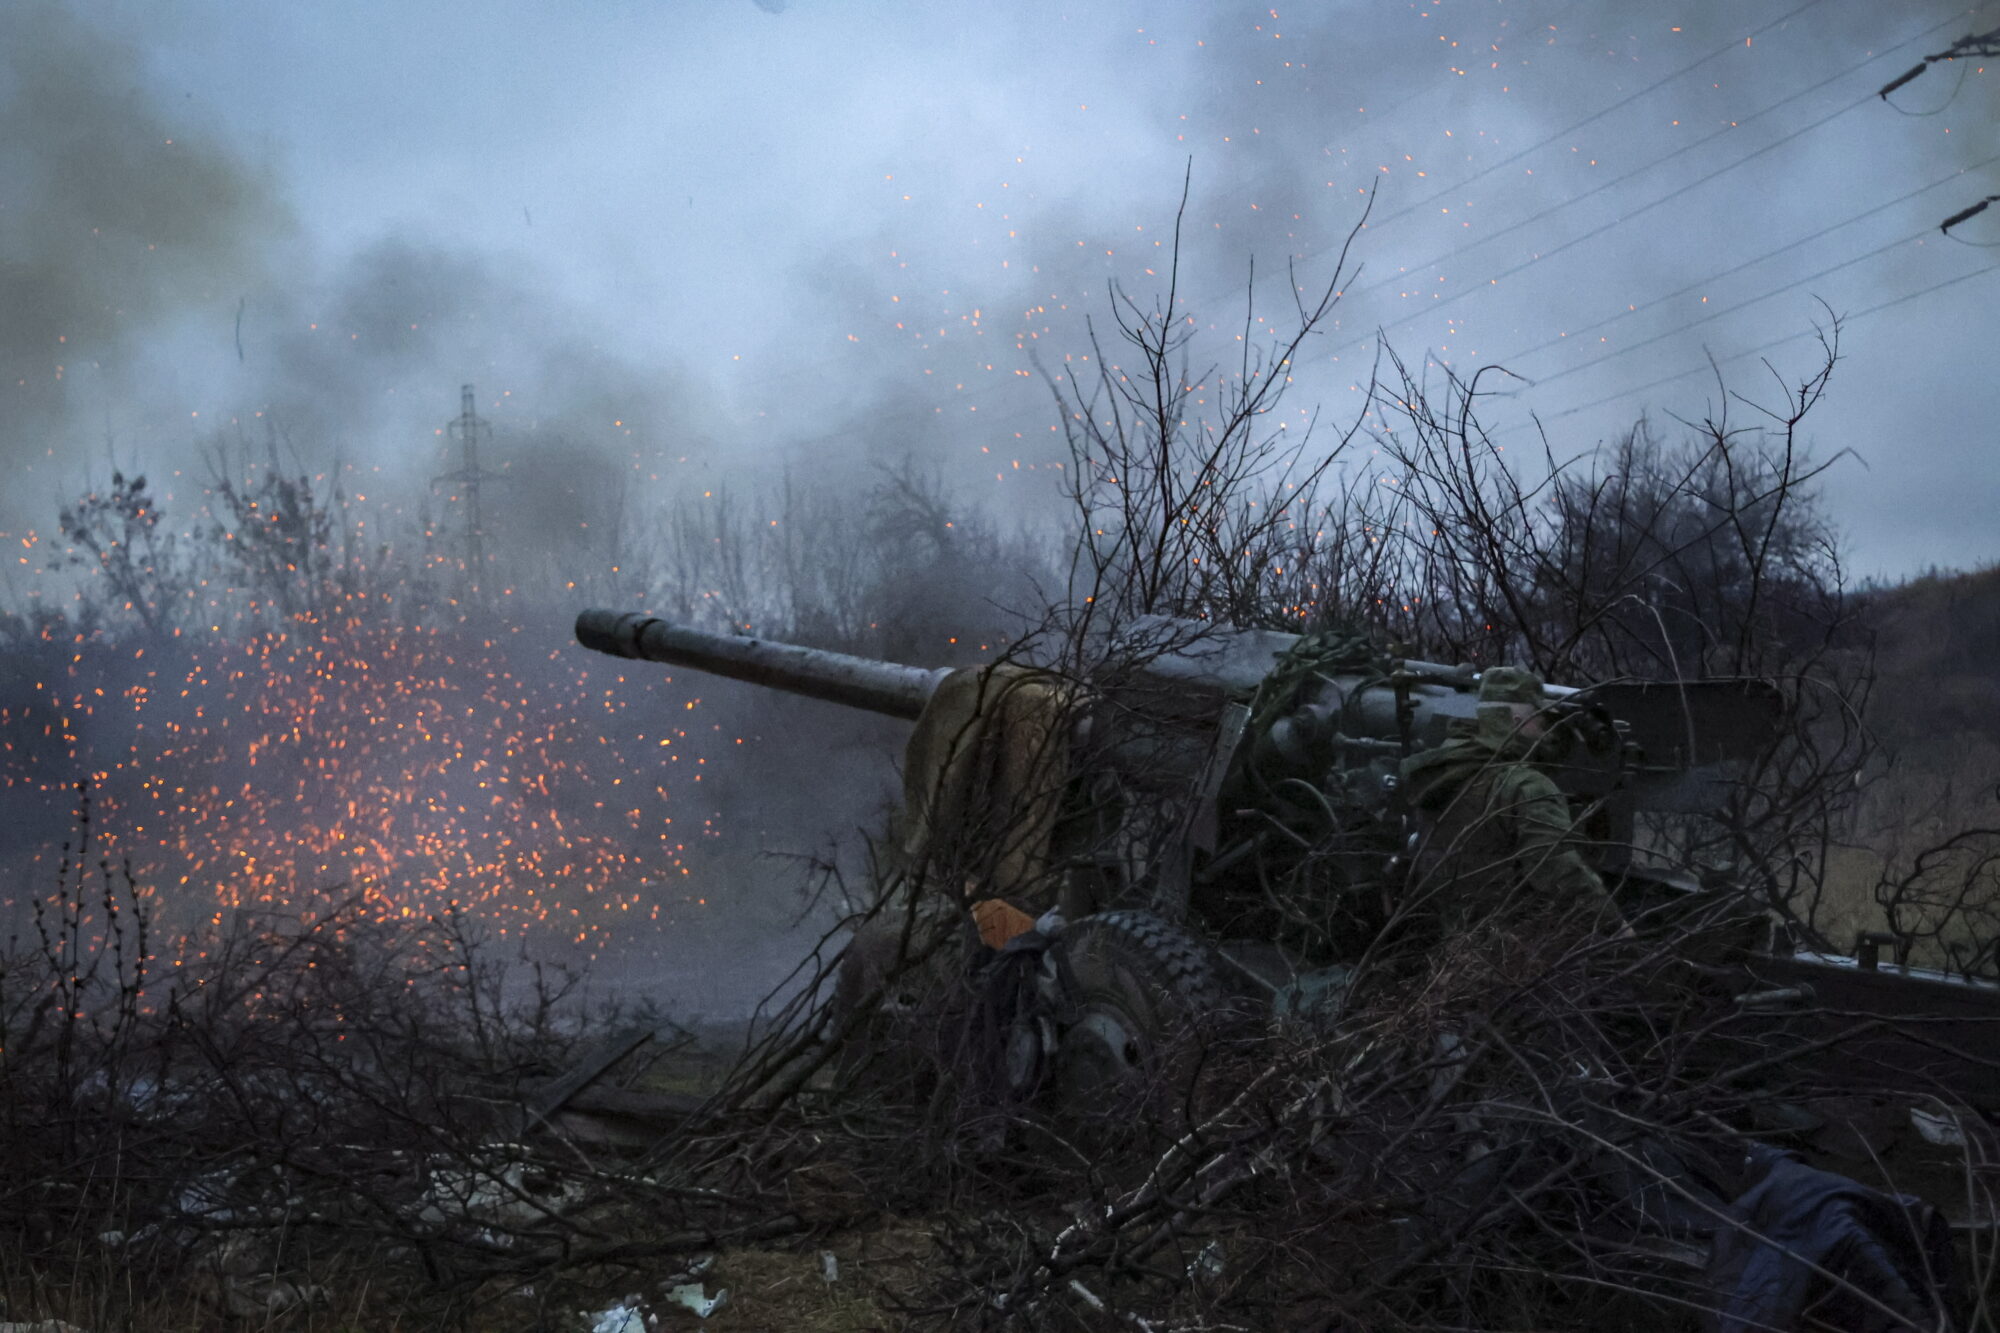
(521, 1025, 657, 1130)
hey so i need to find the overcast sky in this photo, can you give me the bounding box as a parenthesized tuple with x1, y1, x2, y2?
(4, 0, 1995, 580)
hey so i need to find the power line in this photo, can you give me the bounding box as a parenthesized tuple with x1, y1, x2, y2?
(1524, 228, 1938, 390)
(1502, 150, 2000, 366)
(1312, 4, 1979, 329)
(768, 3, 1989, 467)
(1877, 20, 2000, 100)
(1530, 260, 1996, 426)
(1297, 11, 1545, 155)
(743, 6, 1587, 451)
(1879, 51, 1973, 116)
(791, 161, 1987, 473)
(1942, 194, 2000, 242)
(769, 0, 1865, 452)
(1329, 87, 1880, 364)
(777, 169, 1983, 473)
(1325, 0, 1839, 246)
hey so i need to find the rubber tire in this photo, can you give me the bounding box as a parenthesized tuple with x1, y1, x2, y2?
(1050, 910, 1225, 1126)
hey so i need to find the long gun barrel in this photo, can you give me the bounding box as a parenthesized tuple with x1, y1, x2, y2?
(575, 609, 951, 721)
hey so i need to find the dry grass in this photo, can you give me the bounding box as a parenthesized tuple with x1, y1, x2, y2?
(0, 1223, 935, 1332)
(691, 1221, 934, 1333)
(1799, 568, 2000, 968)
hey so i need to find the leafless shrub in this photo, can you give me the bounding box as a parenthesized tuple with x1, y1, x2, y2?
(1049, 181, 1374, 635)
(56, 470, 189, 636)
(1351, 341, 1850, 677)
(0, 787, 719, 1325)
(1332, 333, 1914, 961)
(1874, 817, 2000, 978)
(642, 457, 1054, 665)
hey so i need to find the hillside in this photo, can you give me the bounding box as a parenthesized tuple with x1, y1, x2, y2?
(1862, 563, 2000, 754)
(1816, 565, 2000, 960)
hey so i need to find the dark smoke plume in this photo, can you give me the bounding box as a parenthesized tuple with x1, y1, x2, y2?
(0, 3, 289, 526)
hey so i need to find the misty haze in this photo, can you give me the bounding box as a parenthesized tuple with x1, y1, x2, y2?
(2, 2, 1997, 1327)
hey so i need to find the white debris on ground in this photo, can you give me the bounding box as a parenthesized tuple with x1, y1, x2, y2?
(1188, 1239, 1226, 1284)
(664, 1282, 730, 1318)
(1910, 1105, 1968, 1147)
(577, 1254, 735, 1329)
(819, 1249, 840, 1283)
(584, 1297, 653, 1332)
(420, 1142, 584, 1235)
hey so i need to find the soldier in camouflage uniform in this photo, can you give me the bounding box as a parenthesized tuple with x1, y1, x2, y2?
(1397, 666, 1624, 951)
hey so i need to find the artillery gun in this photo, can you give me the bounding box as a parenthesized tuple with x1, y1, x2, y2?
(574, 608, 2000, 1113)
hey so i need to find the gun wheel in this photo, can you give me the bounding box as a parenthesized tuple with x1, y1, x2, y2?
(1050, 910, 1225, 1122)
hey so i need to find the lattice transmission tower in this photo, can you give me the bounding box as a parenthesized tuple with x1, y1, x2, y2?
(433, 384, 505, 601)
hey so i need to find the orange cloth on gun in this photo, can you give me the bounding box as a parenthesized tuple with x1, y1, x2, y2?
(971, 897, 1038, 949)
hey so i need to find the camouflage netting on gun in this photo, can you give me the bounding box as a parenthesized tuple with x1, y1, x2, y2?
(1242, 625, 1395, 752)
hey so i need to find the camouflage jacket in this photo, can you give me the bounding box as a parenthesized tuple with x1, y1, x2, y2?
(1397, 709, 1617, 933)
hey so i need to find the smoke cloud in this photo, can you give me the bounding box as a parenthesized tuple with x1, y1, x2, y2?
(3, 0, 1994, 1008)
(0, 3, 288, 526)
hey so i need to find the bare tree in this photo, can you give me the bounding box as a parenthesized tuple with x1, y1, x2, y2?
(646, 458, 1051, 664)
